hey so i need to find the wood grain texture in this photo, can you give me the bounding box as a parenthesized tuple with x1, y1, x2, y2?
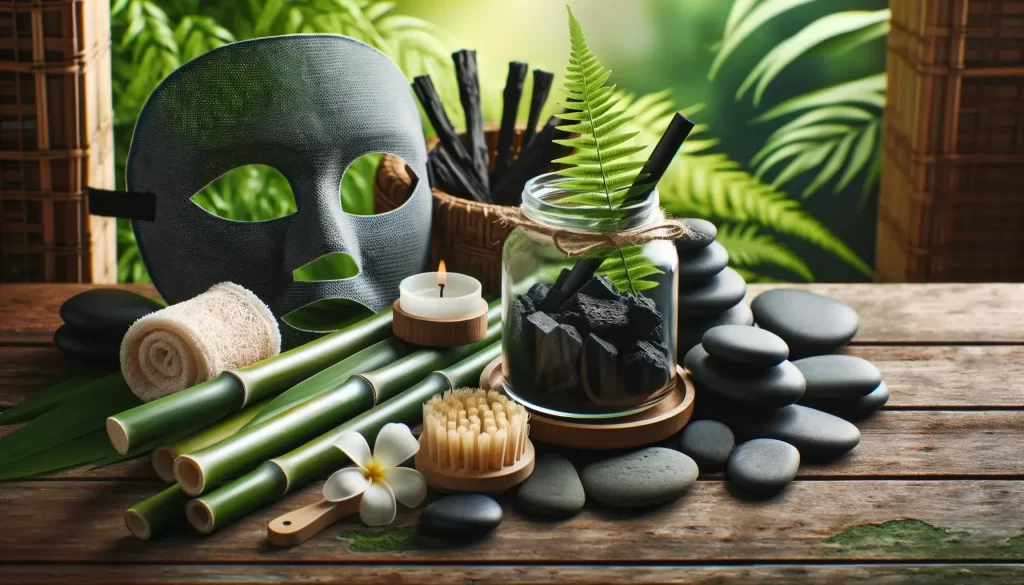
(0, 284, 158, 344)
(1, 564, 1022, 585)
(1, 480, 1022, 563)
(746, 283, 1024, 343)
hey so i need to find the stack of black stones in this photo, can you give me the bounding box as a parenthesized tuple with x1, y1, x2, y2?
(53, 289, 162, 365)
(508, 261, 672, 413)
(674, 219, 753, 359)
(677, 288, 889, 496)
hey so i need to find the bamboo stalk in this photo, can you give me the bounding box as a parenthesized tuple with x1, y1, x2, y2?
(151, 400, 271, 482)
(187, 339, 503, 534)
(124, 484, 189, 541)
(106, 308, 394, 455)
(174, 304, 502, 496)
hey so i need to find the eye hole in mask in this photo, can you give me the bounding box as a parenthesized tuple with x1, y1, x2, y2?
(343, 152, 419, 216)
(190, 164, 297, 221)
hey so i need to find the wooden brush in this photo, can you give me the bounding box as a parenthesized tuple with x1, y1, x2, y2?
(415, 388, 535, 494)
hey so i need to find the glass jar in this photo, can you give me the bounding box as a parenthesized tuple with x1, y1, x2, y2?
(501, 173, 679, 419)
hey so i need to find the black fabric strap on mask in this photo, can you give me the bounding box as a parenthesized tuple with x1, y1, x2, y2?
(87, 187, 156, 221)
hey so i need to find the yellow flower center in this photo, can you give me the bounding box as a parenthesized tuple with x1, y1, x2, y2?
(364, 459, 386, 483)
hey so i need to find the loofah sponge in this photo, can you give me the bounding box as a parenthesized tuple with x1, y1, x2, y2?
(120, 282, 281, 402)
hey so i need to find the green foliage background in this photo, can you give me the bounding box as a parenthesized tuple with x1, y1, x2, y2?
(111, 0, 888, 284)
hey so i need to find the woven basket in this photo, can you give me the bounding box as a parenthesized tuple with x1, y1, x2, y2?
(374, 128, 529, 296)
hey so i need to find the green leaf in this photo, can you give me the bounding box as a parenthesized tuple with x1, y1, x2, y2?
(0, 377, 140, 468)
(594, 245, 665, 294)
(738, 10, 891, 105)
(770, 142, 834, 188)
(709, 0, 817, 80)
(716, 224, 813, 281)
(804, 132, 855, 197)
(0, 431, 117, 481)
(0, 372, 119, 426)
(837, 121, 878, 192)
(752, 74, 886, 123)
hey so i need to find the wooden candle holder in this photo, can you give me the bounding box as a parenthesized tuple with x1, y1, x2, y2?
(391, 299, 488, 347)
(481, 359, 695, 450)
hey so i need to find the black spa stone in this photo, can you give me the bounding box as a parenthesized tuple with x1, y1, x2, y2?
(675, 218, 718, 251)
(420, 494, 502, 538)
(581, 447, 698, 508)
(793, 355, 882, 400)
(678, 240, 729, 283)
(678, 267, 747, 319)
(726, 439, 800, 495)
(751, 289, 859, 357)
(800, 381, 889, 421)
(53, 324, 121, 364)
(729, 404, 861, 461)
(677, 420, 735, 472)
(678, 302, 755, 358)
(683, 345, 805, 408)
(529, 312, 583, 388)
(622, 341, 672, 397)
(702, 325, 789, 369)
(516, 454, 585, 518)
(59, 288, 162, 338)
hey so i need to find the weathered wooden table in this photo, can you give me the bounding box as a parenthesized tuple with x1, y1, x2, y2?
(1, 283, 1023, 584)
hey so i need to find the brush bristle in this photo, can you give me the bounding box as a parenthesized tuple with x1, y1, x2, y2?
(422, 387, 530, 472)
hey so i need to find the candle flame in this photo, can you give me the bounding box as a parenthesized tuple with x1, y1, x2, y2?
(437, 260, 448, 286)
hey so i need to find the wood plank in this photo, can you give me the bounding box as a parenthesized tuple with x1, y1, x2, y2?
(2, 283, 1023, 345)
(2, 564, 1022, 585)
(0, 283, 158, 344)
(5, 345, 1024, 411)
(1, 480, 1022, 563)
(5, 410, 1020, 481)
(746, 283, 1024, 344)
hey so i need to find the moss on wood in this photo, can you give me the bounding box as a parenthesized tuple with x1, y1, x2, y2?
(825, 519, 1024, 560)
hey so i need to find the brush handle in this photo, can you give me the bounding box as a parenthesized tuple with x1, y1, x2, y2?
(267, 496, 361, 547)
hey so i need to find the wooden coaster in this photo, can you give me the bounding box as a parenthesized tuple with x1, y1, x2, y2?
(392, 299, 488, 347)
(481, 359, 695, 450)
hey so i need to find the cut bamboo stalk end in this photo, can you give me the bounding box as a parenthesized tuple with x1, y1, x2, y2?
(151, 447, 177, 483)
(106, 417, 130, 455)
(174, 455, 206, 496)
(123, 509, 151, 541)
(392, 299, 488, 347)
(186, 499, 215, 534)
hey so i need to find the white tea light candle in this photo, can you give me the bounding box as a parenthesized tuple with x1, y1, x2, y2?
(399, 261, 483, 320)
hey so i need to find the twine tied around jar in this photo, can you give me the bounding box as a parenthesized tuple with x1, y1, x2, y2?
(495, 206, 688, 257)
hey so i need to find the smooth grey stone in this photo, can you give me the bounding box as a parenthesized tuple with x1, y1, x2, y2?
(751, 289, 859, 357)
(60, 288, 162, 338)
(675, 218, 717, 251)
(420, 494, 502, 538)
(678, 267, 747, 319)
(730, 404, 861, 461)
(726, 439, 800, 495)
(678, 302, 755, 358)
(800, 381, 889, 421)
(702, 325, 789, 368)
(582, 447, 698, 508)
(516, 454, 585, 518)
(684, 345, 805, 408)
(678, 241, 729, 283)
(678, 420, 735, 472)
(794, 355, 881, 399)
(53, 324, 121, 364)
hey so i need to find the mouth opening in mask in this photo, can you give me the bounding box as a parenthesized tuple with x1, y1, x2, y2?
(281, 298, 374, 334)
(293, 252, 360, 282)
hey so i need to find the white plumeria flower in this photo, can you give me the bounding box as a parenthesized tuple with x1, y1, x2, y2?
(323, 423, 427, 526)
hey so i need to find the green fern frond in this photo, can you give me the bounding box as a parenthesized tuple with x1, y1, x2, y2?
(553, 8, 662, 294)
(714, 224, 813, 281)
